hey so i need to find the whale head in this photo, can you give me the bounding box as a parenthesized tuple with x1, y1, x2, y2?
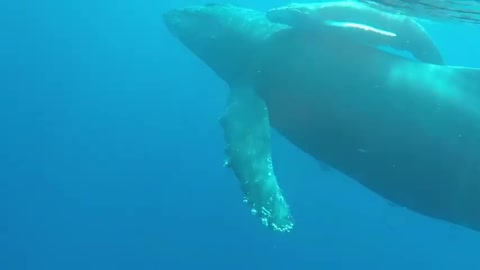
(163, 4, 285, 85)
(163, 4, 232, 53)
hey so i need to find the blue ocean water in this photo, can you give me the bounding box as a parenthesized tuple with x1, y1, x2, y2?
(2, 1, 480, 269)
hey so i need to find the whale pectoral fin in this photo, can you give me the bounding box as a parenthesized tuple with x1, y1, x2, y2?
(219, 86, 294, 232)
(322, 18, 444, 65)
(399, 18, 444, 65)
(324, 20, 397, 37)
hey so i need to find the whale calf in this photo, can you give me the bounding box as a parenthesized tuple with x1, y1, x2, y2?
(266, 1, 445, 65)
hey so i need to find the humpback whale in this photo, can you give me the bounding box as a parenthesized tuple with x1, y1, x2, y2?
(163, 3, 480, 233)
(266, 1, 444, 65)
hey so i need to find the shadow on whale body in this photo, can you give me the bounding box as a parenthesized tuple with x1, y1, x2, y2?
(164, 3, 480, 233)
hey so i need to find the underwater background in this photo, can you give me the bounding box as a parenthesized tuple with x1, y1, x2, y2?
(2, 0, 480, 269)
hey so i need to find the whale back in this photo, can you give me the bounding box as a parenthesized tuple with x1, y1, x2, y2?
(256, 28, 480, 231)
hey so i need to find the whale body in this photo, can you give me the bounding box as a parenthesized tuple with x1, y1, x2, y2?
(164, 4, 480, 232)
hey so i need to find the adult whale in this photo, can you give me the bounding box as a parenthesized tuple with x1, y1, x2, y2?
(163, 4, 480, 233)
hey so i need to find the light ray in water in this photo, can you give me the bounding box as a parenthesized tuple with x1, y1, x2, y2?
(359, 0, 480, 24)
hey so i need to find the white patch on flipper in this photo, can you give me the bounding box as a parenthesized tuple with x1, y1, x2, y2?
(324, 20, 397, 37)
